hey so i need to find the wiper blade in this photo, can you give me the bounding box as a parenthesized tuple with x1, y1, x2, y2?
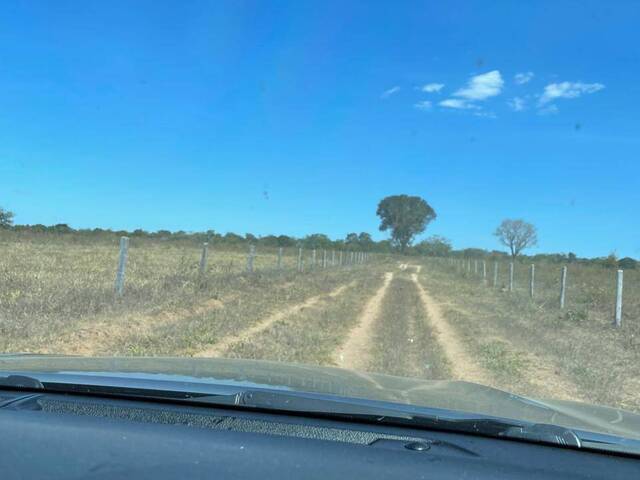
(194, 389, 582, 447)
(0, 373, 616, 451)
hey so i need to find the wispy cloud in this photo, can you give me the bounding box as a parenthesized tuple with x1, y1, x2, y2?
(454, 70, 504, 101)
(439, 98, 478, 109)
(380, 86, 401, 99)
(514, 72, 534, 85)
(539, 81, 605, 105)
(538, 104, 559, 115)
(421, 83, 444, 93)
(508, 97, 526, 111)
(414, 100, 432, 110)
(473, 111, 497, 119)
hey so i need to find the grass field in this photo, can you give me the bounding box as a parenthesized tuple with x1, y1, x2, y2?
(0, 235, 638, 413)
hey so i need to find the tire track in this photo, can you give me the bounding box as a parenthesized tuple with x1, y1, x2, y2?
(410, 272, 491, 384)
(333, 272, 394, 371)
(195, 281, 357, 358)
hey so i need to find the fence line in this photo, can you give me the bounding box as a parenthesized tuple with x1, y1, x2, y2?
(443, 256, 628, 329)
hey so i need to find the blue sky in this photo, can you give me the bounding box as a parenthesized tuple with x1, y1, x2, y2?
(0, 0, 638, 258)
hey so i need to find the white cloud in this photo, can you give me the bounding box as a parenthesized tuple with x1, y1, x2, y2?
(508, 97, 526, 111)
(454, 70, 504, 101)
(514, 72, 534, 85)
(539, 81, 605, 105)
(421, 83, 444, 93)
(538, 104, 559, 115)
(414, 100, 432, 110)
(380, 86, 401, 99)
(439, 98, 478, 109)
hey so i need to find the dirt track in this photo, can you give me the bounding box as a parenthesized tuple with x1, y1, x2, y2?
(410, 272, 491, 383)
(333, 272, 394, 370)
(195, 281, 357, 358)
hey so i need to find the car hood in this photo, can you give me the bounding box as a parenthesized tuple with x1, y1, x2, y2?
(1, 354, 639, 441)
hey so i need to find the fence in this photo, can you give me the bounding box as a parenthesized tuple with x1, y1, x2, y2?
(113, 237, 373, 297)
(439, 257, 633, 328)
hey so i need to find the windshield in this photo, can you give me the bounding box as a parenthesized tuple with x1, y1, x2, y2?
(0, 0, 638, 451)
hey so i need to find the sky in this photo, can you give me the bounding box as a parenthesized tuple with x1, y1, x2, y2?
(0, 0, 639, 258)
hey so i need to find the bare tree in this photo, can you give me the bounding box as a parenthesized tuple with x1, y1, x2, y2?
(494, 219, 537, 258)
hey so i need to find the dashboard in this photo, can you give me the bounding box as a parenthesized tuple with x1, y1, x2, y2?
(1, 389, 638, 479)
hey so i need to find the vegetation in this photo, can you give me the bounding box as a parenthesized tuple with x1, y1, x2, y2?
(0, 207, 14, 229)
(376, 195, 437, 252)
(494, 219, 538, 258)
(417, 258, 640, 412)
(0, 228, 637, 413)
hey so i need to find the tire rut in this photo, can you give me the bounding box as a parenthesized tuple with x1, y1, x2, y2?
(333, 272, 394, 371)
(411, 272, 491, 384)
(195, 281, 357, 358)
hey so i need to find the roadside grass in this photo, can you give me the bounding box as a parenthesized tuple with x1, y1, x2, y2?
(0, 234, 384, 354)
(476, 340, 529, 384)
(109, 268, 380, 357)
(417, 261, 640, 412)
(368, 273, 451, 379)
(223, 272, 386, 365)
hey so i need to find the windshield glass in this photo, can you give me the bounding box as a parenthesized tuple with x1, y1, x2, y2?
(0, 0, 639, 450)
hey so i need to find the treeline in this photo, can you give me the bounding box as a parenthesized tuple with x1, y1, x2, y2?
(4, 223, 636, 268)
(6, 224, 395, 252)
(448, 247, 637, 270)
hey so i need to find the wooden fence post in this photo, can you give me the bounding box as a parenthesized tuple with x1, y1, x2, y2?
(114, 236, 129, 296)
(199, 242, 209, 277)
(560, 266, 567, 309)
(509, 262, 514, 292)
(322, 250, 327, 268)
(312, 249, 316, 268)
(493, 262, 498, 288)
(614, 269, 624, 327)
(339, 251, 343, 266)
(297, 248, 303, 272)
(331, 250, 335, 267)
(247, 245, 255, 273)
(529, 264, 535, 298)
(482, 261, 487, 284)
(474, 260, 478, 275)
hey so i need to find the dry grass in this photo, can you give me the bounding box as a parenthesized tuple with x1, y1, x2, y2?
(1, 233, 638, 414)
(224, 272, 386, 365)
(368, 273, 451, 380)
(417, 258, 640, 412)
(0, 235, 384, 354)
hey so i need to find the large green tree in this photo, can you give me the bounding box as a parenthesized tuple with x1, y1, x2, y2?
(376, 195, 436, 252)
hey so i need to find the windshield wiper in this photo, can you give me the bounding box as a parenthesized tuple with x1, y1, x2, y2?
(195, 389, 582, 447)
(0, 373, 619, 452)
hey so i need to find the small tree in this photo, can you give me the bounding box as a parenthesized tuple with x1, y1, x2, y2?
(414, 235, 452, 257)
(0, 207, 14, 229)
(376, 195, 436, 252)
(494, 219, 537, 259)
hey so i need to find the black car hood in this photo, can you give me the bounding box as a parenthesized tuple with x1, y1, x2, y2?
(1, 354, 639, 441)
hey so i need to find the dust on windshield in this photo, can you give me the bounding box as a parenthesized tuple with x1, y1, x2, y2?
(0, 1, 638, 421)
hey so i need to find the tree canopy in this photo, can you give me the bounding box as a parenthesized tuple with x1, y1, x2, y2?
(0, 207, 14, 229)
(376, 195, 436, 252)
(494, 219, 538, 258)
(414, 235, 452, 257)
